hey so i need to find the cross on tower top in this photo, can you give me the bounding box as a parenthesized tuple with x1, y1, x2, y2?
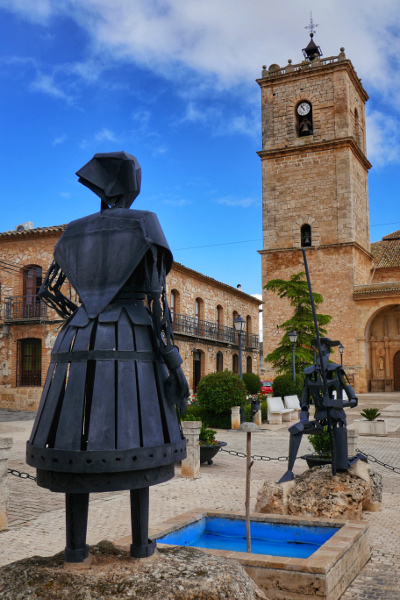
(304, 12, 319, 36)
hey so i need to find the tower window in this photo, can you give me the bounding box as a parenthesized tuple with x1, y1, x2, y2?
(301, 224, 312, 247)
(296, 101, 313, 137)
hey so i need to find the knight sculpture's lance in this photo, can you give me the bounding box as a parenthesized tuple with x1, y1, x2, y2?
(26, 152, 188, 562)
(279, 249, 364, 483)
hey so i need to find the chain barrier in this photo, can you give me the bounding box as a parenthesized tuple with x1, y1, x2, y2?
(7, 449, 400, 480)
(222, 447, 400, 473)
(221, 448, 288, 461)
(356, 449, 400, 475)
(7, 468, 36, 481)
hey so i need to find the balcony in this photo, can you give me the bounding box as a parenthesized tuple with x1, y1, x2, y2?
(3, 295, 48, 322)
(171, 312, 259, 349)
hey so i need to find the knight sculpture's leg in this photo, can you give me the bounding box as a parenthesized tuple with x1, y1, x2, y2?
(333, 423, 349, 471)
(278, 429, 303, 483)
(65, 493, 90, 563)
(130, 488, 156, 558)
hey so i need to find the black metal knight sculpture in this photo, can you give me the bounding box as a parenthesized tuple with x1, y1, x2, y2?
(26, 152, 188, 562)
(279, 249, 362, 483)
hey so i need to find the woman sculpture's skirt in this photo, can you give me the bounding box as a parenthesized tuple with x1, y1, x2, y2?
(26, 302, 186, 493)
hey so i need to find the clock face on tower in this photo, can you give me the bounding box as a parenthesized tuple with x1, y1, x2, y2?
(297, 102, 311, 116)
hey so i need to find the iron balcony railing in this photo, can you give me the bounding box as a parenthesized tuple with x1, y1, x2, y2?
(171, 312, 259, 349)
(4, 295, 48, 321)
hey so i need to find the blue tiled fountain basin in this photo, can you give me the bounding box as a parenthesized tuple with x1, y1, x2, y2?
(157, 516, 338, 558)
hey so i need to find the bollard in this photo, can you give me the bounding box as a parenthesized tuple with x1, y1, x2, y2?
(251, 396, 262, 426)
(347, 428, 358, 457)
(231, 406, 241, 430)
(253, 409, 262, 426)
(181, 421, 201, 479)
(0, 437, 13, 531)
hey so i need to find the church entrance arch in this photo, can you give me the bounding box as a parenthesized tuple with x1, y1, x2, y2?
(367, 304, 400, 392)
(393, 351, 400, 391)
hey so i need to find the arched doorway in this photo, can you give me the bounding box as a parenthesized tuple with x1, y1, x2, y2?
(394, 351, 400, 391)
(366, 304, 400, 392)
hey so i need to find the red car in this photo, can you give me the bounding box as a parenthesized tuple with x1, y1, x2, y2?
(260, 381, 273, 395)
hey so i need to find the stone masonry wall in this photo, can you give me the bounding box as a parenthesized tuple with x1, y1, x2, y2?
(261, 245, 369, 391)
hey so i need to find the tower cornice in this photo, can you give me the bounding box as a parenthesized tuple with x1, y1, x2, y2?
(257, 56, 368, 103)
(258, 240, 373, 259)
(257, 137, 372, 171)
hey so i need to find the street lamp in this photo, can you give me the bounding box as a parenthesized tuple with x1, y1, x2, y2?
(234, 314, 245, 424)
(339, 343, 344, 366)
(233, 315, 245, 379)
(288, 330, 297, 381)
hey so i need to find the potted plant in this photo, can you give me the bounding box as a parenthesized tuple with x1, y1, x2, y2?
(301, 426, 332, 468)
(354, 408, 387, 437)
(199, 423, 227, 465)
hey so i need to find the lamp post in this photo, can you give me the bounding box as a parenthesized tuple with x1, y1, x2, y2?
(288, 330, 297, 382)
(234, 315, 245, 423)
(234, 315, 245, 379)
(339, 343, 344, 366)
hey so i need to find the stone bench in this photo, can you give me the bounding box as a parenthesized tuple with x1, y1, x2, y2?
(267, 397, 294, 425)
(284, 395, 301, 420)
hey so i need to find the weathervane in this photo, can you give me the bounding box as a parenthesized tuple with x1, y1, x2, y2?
(305, 12, 319, 36)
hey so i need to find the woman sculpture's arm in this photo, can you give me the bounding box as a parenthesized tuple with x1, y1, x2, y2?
(38, 260, 78, 319)
(145, 248, 189, 412)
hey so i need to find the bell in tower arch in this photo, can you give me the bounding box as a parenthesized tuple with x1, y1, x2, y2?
(300, 118, 312, 136)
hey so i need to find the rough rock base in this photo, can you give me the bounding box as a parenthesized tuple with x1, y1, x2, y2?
(0, 541, 267, 600)
(255, 462, 383, 519)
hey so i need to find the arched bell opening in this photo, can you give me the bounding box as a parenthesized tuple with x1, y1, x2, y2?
(301, 224, 312, 247)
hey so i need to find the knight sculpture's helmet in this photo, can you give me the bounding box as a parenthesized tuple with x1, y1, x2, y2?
(76, 151, 141, 209)
(311, 337, 340, 367)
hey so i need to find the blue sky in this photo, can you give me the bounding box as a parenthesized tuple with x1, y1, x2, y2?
(1, 0, 400, 298)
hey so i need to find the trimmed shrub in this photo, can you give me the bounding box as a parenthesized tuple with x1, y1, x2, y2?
(272, 373, 303, 399)
(197, 370, 247, 413)
(196, 370, 247, 429)
(242, 373, 261, 395)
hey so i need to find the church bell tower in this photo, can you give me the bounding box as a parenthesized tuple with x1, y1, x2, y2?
(258, 32, 373, 386)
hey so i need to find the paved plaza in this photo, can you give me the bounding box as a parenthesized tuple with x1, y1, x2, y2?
(1, 393, 400, 598)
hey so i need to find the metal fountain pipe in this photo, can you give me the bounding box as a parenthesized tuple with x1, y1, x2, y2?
(301, 248, 336, 476)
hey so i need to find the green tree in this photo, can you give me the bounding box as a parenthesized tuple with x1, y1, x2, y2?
(264, 272, 331, 375)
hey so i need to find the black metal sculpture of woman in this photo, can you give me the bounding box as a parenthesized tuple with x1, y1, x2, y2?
(26, 152, 188, 562)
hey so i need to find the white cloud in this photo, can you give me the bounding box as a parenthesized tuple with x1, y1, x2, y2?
(0, 0, 53, 23)
(162, 198, 192, 206)
(53, 135, 67, 146)
(4, 0, 400, 159)
(30, 72, 73, 103)
(366, 110, 400, 167)
(216, 196, 261, 208)
(6, 0, 396, 101)
(94, 128, 117, 142)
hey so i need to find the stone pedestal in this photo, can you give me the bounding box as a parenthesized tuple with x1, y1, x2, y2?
(0, 437, 13, 531)
(347, 428, 358, 456)
(231, 406, 241, 430)
(353, 419, 387, 437)
(253, 409, 262, 426)
(181, 421, 201, 479)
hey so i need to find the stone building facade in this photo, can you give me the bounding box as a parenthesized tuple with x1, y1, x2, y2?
(259, 36, 400, 393)
(0, 223, 260, 411)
